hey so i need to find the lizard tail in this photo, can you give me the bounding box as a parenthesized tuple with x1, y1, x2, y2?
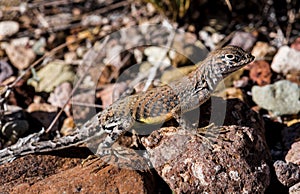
(0, 117, 106, 165)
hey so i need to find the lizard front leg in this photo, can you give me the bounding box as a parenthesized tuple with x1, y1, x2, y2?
(171, 105, 198, 131)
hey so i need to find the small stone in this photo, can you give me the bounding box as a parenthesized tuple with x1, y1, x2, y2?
(60, 117, 75, 136)
(271, 46, 300, 74)
(286, 71, 300, 85)
(72, 90, 96, 121)
(0, 60, 13, 82)
(286, 141, 300, 165)
(144, 46, 171, 67)
(251, 41, 276, 60)
(0, 21, 19, 39)
(248, 60, 272, 86)
(274, 160, 300, 187)
(290, 182, 300, 194)
(48, 82, 72, 116)
(229, 31, 256, 51)
(81, 15, 102, 26)
(5, 44, 36, 70)
(32, 37, 46, 55)
(252, 80, 300, 116)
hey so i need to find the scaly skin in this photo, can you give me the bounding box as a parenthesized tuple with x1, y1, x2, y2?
(0, 45, 254, 164)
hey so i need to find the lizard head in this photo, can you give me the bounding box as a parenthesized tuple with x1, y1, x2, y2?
(209, 45, 255, 78)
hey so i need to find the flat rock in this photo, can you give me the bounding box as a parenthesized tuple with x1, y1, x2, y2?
(142, 125, 270, 193)
(0, 147, 157, 193)
(252, 80, 300, 116)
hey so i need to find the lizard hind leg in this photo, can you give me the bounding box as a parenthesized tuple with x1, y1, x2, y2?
(95, 119, 135, 162)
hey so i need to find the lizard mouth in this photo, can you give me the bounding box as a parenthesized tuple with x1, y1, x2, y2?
(244, 53, 255, 63)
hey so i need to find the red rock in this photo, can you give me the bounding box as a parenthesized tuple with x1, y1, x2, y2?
(248, 60, 272, 86)
(0, 147, 157, 193)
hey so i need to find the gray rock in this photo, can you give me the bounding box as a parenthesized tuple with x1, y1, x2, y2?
(142, 125, 270, 193)
(252, 80, 300, 116)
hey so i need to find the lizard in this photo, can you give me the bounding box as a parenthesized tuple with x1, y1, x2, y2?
(0, 45, 254, 165)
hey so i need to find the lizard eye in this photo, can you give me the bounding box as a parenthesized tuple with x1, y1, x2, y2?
(225, 54, 235, 60)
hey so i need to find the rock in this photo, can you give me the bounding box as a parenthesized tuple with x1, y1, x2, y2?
(252, 80, 300, 116)
(48, 82, 72, 116)
(271, 46, 300, 74)
(286, 71, 300, 86)
(290, 182, 300, 194)
(0, 147, 158, 193)
(32, 37, 46, 55)
(81, 15, 103, 26)
(60, 117, 75, 136)
(251, 41, 276, 60)
(5, 44, 36, 70)
(72, 90, 96, 121)
(0, 21, 19, 39)
(28, 60, 75, 93)
(274, 160, 300, 187)
(248, 60, 272, 86)
(0, 60, 13, 82)
(144, 46, 171, 67)
(282, 123, 300, 163)
(142, 125, 270, 193)
(286, 141, 300, 165)
(44, 13, 72, 31)
(229, 31, 257, 51)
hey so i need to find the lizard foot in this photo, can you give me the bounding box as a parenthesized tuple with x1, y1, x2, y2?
(81, 155, 113, 173)
(96, 145, 150, 170)
(81, 155, 100, 167)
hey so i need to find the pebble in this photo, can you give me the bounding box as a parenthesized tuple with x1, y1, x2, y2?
(248, 60, 272, 86)
(0, 21, 19, 39)
(0, 60, 13, 82)
(271, 46, 300, 74)
(5, 44, 36, 70)
(229, 31, 256, 51)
